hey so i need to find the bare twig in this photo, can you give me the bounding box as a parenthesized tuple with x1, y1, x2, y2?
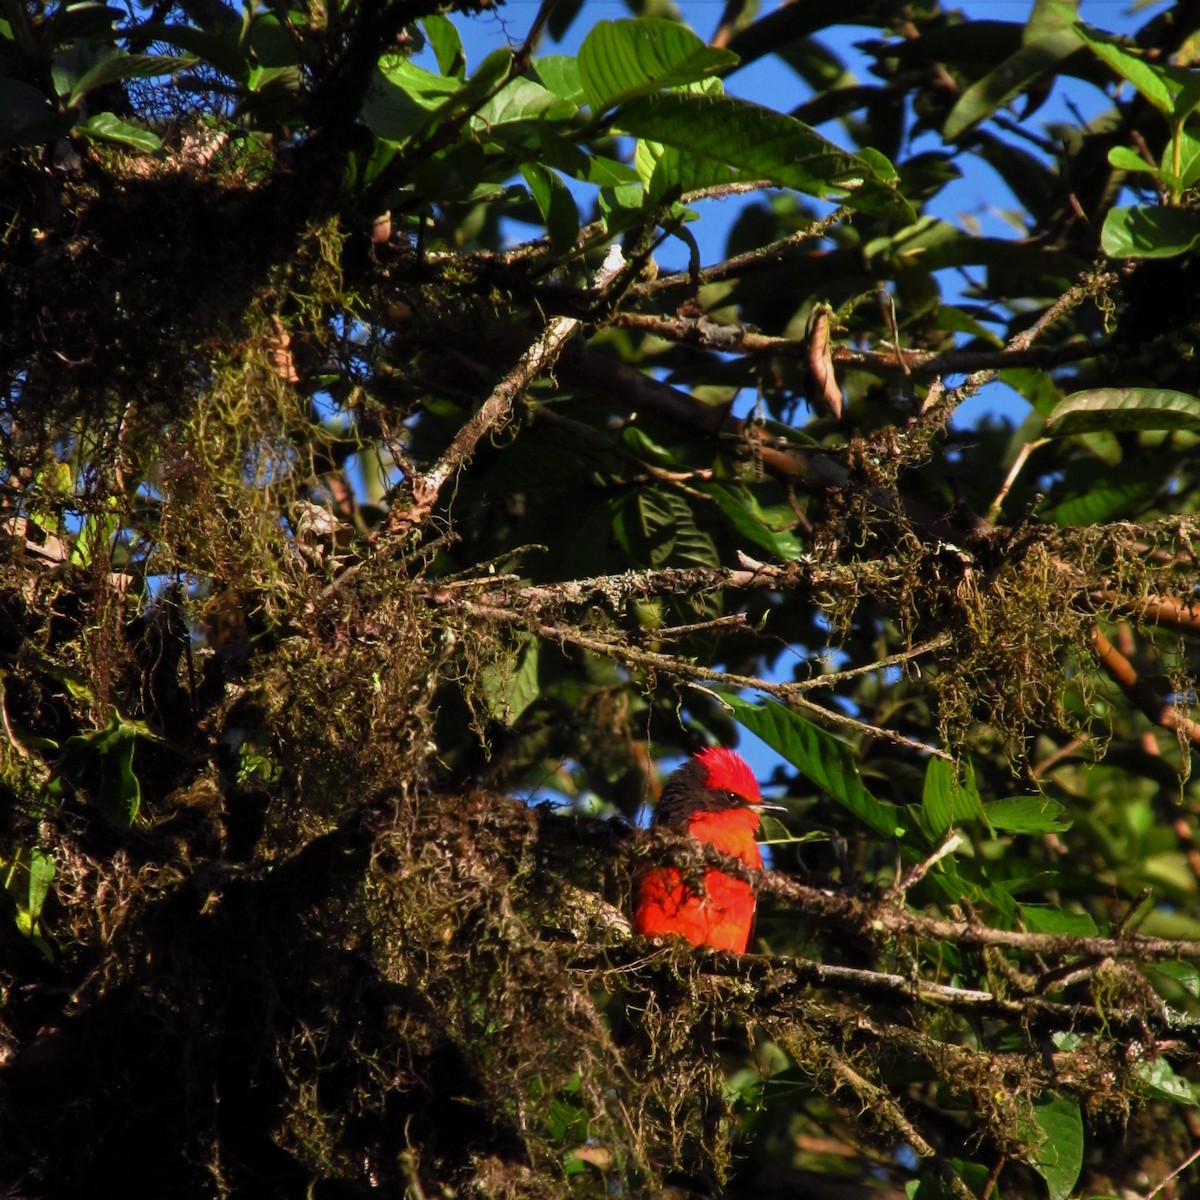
(894, 830, 965, 895)
(1142, 1144, 1200, 1200)
(378, 247, 625, 539)
(630, 207, 851, 297)
(986, 436, 1049, 525)
(1090, 623, 1200, 745)
(910, 267, 1117, 444)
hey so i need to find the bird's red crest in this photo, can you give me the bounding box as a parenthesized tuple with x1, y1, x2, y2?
(694, 746, 760, 803)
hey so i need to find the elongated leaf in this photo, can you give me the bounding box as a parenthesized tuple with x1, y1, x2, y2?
(922, 757, 987, 836)
(1049, 476, 1156, 526)
(79, 111, 161, 152)
(422, 13, 464, 78)
(983, 795, 1069, 833)
(1076, 23, 1187, 115)
(1046, 387, 1200, 436)
(366, 48, 511, 145)
(133, 22, 249, 82)
(1028, 1097, 1083, 1200)
(27, 847, 54, 929)
(701, 482, 803, 561)
(613, 91, 908, 215)
(724, 695, 904, 838)
(519, 162, 579, 254)
(97, 721, 141, 828)
(1017, 903, 1097, 935)
(1101, 205, 1200, 258)
(943, 29, 1079, 141)
(577, 18, 736, 112)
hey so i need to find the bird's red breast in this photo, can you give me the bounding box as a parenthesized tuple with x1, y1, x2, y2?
(633, 747, 769, 954)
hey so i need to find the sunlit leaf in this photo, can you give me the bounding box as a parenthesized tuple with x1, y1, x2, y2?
(79, 111, 161, 152)
(922, 757, 988, 836)
(983, 796, 1070, 833)
(700, 483, 804, 561)
(1027, 1097, 1083, 1200)
(1046, 387, 1200, 435)
(614, 91, 908, 215)
(1101, 205, 1200, 258)
(1136, 1056, 1200, 1106)
(480, 633, 540, 726)
(1076, 23, 1188, 115)
(725, 695, 905, 838)
(423, 13, 464, 78)
(577, 18, 737, 112)
(1017, 904, 1097, 935)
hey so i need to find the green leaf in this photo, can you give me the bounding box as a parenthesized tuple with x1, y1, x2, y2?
(248, 14, 297, 69)
(943, 28, 1080, 142)
(700, 482, 803, 561)
(535, 55, 585, 105)
(1046, 388, 1200, 436)
(78, 111, 161, 152)
(96, 720, 141, 828)
(519, 163, 579, 254)
(1027, 1096, 1083, 1200)
(135, 22, 249, 82)
(364, 57, 467, 142)
(983, 796, 1070, 834)
(43, 716, 144, 827)
(69, 497, 122, 568)
(921, 757, 988, 836)
(1017, 903, 1097, 935)
(69, 49, 193, 106)
(473, 75, 577, 132)
(1101, 205, 1200, 258)
(611, 488, 717, 570)
(1076, 23, 1188, 115)
(480, 633, 540, 726)
(1173, 126, 1200, 189)
(577, 18, 737, 112)
(365, 48, 511, 146)
(724, 695, 904, 839)
(27, 846, 54, 930)
(422, 13, 464, 78)
(1048, 476, 1157, 526)
(1107, 145, 1159, 174)
(1151, 959, 1200, 998)
(1136, 1056, 1200, 1105)
(613, 91, 908, 216)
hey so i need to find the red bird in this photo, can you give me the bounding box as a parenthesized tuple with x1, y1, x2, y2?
(634, 747, 781, 953)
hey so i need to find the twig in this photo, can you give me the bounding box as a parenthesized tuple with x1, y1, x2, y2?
(895, 830, 964, 894)
(827, 1061, 976, 1200)
(1143, 1144, 1200, 1200)
(610, 310, 1104, 380)
(630, 207, 851, 297)
(909, 267, 1117, 447)
(528, 619, 951, 759)
(1090, 624, 1200, 745)
(986, 437, 1048, 525)
(792, 634, 951, 690)
(378, 247, 625, 538)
